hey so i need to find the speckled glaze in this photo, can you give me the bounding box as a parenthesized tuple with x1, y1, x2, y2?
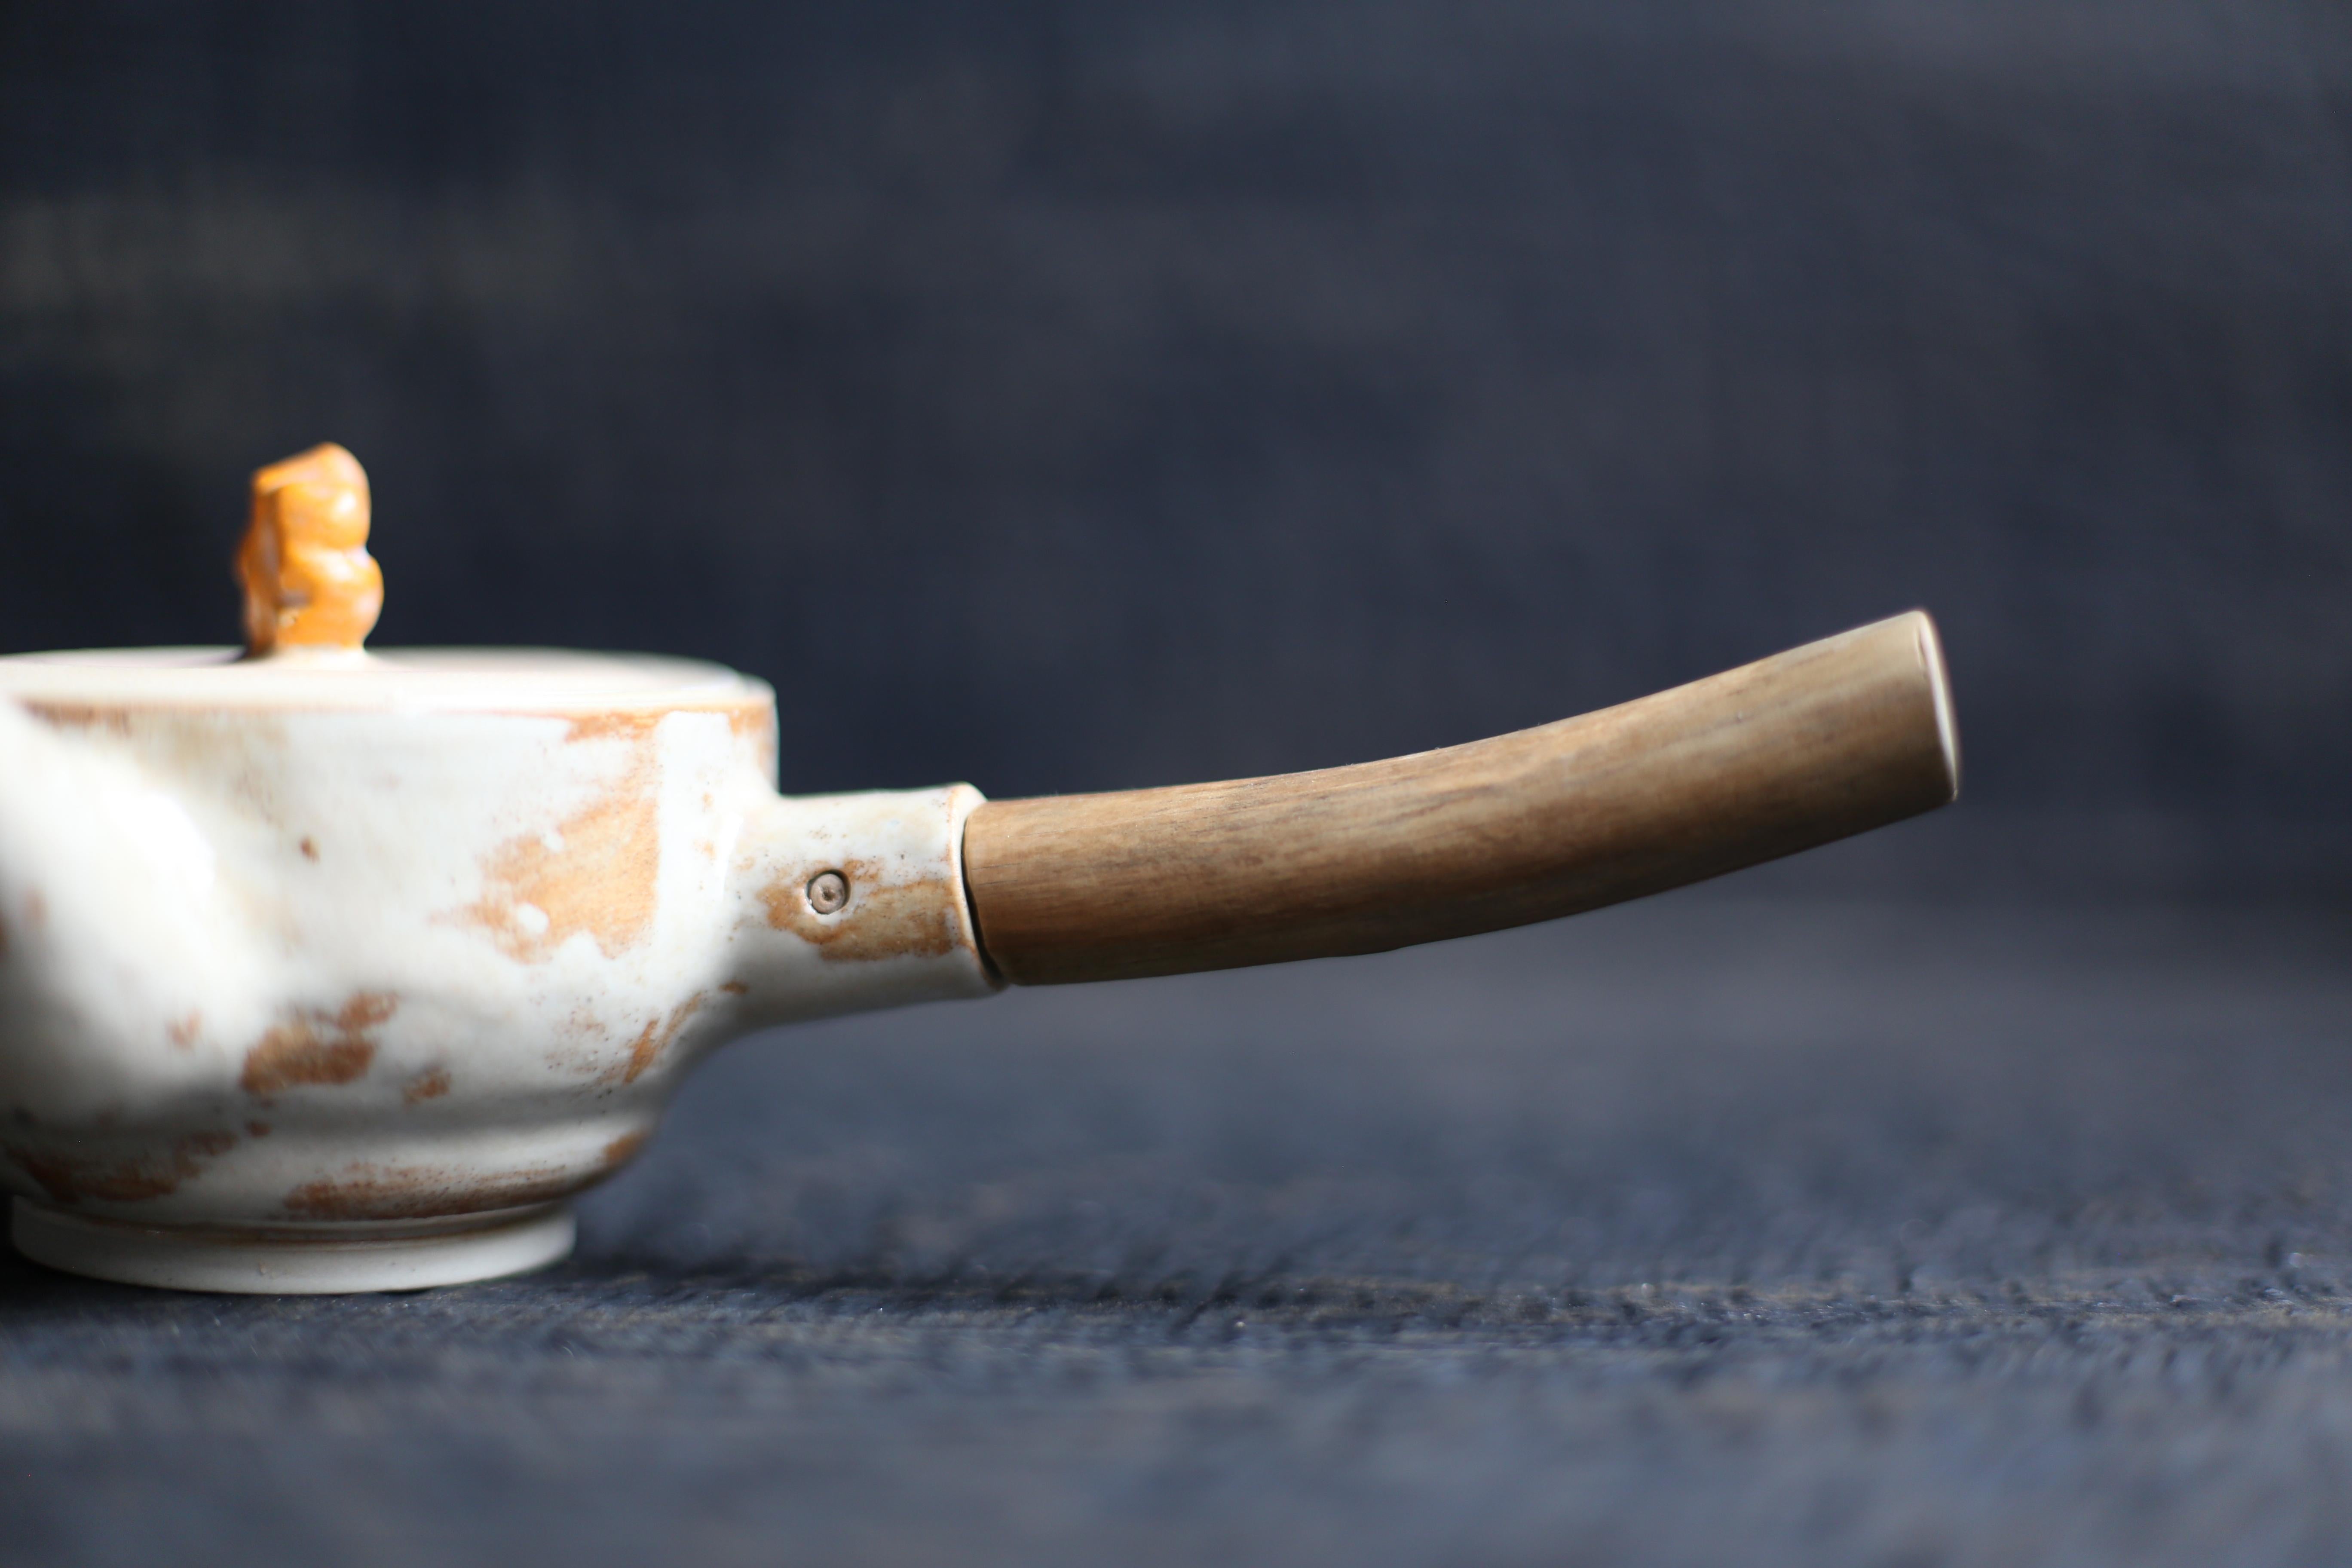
(0, 647, 993, 1283)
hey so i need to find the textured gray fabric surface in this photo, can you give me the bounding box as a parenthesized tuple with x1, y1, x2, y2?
(1, 894, 2347, 1565)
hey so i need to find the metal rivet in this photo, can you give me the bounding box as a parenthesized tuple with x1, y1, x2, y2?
(806, 870, 849, 915)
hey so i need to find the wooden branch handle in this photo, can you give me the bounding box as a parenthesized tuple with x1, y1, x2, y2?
(962, 611, 1959, 986)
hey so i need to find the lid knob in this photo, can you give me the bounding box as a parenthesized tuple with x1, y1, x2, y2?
(237, 443, 383, 656)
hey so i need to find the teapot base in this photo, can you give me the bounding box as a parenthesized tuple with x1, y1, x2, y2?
(9, 1197, 576, 1295)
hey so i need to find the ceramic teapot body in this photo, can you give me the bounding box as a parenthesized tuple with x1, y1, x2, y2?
(0, 661, 991, 1231)
(0, 646, 997, 1287)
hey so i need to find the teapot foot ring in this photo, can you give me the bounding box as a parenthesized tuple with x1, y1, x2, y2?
(9, 1198, 576, 1295)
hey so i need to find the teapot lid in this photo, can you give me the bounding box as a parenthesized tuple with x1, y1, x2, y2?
(0, 444, 768, 716)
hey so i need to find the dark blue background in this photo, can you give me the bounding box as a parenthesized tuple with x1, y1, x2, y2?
(5, 0, 2348, 900)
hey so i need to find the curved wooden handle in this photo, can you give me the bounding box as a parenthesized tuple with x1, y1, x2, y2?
(962, 611, 1958, 985)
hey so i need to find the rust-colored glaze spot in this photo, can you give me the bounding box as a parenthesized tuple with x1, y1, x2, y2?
(728, 707, 779, 777)
(403, 1067, 452, 1105)
(21, 703, 134, 736)
(4, 1129, 239, 1205)
(299, 836, 320, 861)
(165, 1012, 202, 1051)
(718, 981, 748, 996)
(21, 891, 46, 929)
(239, 443, 383, 654)
(557, 1003, 607, 1042)
(451, 736, 661, 964)
(281, 1161, 586, 1222)
(602, 1131, 650, 1169)
(246, 1121, 272, 1138)
(563, 711, 662, 746)
(759, 859, 963, 964)
(619, 994, 704, 1084)
(241, 992, 396, 1096)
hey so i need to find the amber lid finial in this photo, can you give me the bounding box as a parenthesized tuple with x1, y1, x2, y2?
(237, 443, 383, 656)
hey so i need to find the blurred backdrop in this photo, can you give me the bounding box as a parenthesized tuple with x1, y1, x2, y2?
(3, 0, 2346, 902)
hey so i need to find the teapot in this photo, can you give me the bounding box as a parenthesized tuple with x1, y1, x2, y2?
(0, 446, 1957, 1292)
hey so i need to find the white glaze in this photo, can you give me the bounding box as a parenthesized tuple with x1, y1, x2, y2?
(11, 1197, 577, 1293)
(0, 647, 995, 1271)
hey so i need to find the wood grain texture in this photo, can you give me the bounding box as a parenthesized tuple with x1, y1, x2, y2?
(962, 612, 1959, 986)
